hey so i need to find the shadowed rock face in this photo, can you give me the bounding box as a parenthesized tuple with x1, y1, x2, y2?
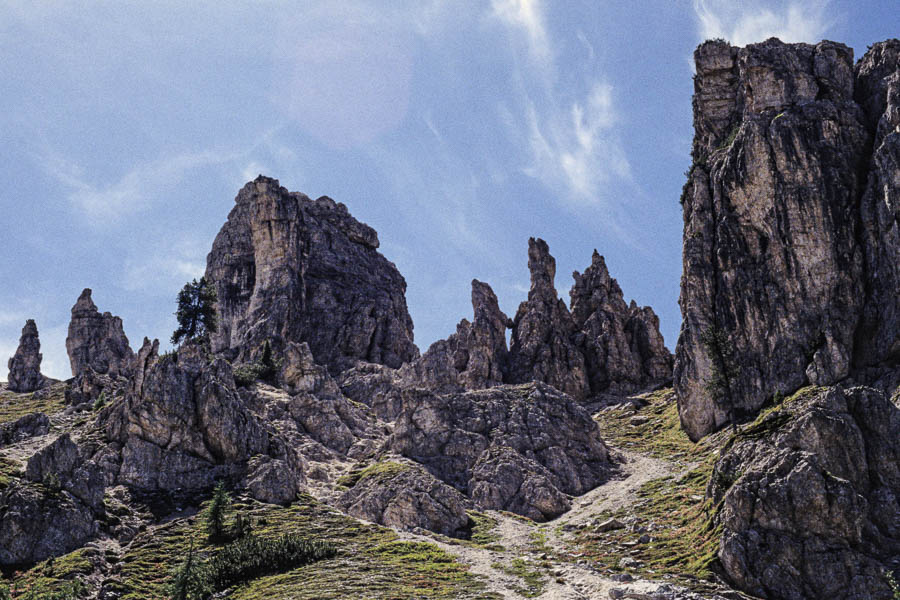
(570, 251, 673, 396)
(390, 382, 613, 521)
(675, 38, 900, 440)
(508, 238, 590, 399)
(66, 289, 134, 378)
(205, 176, 418, 373)
(7, 320, 44, 393)
(707, 386, 900, 600)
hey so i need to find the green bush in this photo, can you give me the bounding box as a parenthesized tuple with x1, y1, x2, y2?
(206, 482, 231, 543)
(168, 541, 207, 600)
(92, 391, 107, 412)
(201, 534, 335, 592)
(233, 341, 281, 387)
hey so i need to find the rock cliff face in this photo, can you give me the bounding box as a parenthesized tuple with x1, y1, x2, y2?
(707, 386, 900, 600)
(675, 38, 900, 440)
(66, 289, 135, 378)
(7, 320, 44, 393)
(205, 176, 418, 373)
(570, 251, 674, 396)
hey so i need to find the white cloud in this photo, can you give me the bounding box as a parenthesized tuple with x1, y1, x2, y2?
(41, 149, 233, 226)
(491, 0, 551, 63)
(523, 82, 630, 207)
(693, 0, 832, 46)
(123, 239, 206, 293)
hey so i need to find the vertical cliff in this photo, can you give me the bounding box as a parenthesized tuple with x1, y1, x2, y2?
(675, 38, 900, 440)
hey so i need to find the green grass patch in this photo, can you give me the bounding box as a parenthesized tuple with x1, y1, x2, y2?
(0, 383, 67, 425)
(0, 457, 23, 491)
(103, 494, 493, 600)
(491, 558, 546, 598)
(6, 549, 92, 598)
(465, 511, 505, 551)
(335, 460, 409, 488)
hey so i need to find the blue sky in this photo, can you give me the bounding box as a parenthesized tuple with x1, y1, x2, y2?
(1, 0, 897, 380)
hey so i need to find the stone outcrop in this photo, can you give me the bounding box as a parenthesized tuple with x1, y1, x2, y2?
(707, 386, 900, 600)
(390, 382, 612, 521)
(570, 252, 673, 395)
(0, 412, 50, 446)
(337, 460, 471, 538)
(66, 289, 135, 378)
(675, 38, 900, 440)
(7, 320, 44, 393)
(401, 280, 511, 393)
(205, 176, 418, 373)
(507, 238, 589, 399)
(99, 342, 305, 501)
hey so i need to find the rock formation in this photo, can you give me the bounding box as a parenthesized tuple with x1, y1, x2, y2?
(205, 176, 418, 373)
(6, 319, 44, 392)
(66, 289, 135, 378)
(507, 238, 590, 399)
(391, 382, 613, 521)
(336, 460, 471, 538)
(675, 38, 900, 440)
(400, 279, 511, 392)
(707, 386, 900, 600)
(570, 251, 673, 395)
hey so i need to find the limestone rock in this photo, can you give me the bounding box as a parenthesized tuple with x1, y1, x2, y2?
(0, 483, 98, 565)
(337, 460, 471, 537)
(24, 433, 105, 510)
(390, 382, 612, 519)
(7, 319, 45, 393)
(66, 289, 135, 378)
(508, 238, 589, 399)
(99, 342, 305, 500)
(205, 176, 418, 372)
(0, 412, 50, 446)
(707, 386, 900, 600)
(674, 38, 900, 440)
(401, 280, 511, 393)
(468, 445, 571, 521)
(570, 252, 673, 395)
(338, 362, 407, 421)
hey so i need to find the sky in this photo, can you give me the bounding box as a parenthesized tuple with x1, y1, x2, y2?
(1, 0, 897, 381)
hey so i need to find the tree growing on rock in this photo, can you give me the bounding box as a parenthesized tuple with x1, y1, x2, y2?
(171, 278, 218, 346)
(699, 325, 740, 433)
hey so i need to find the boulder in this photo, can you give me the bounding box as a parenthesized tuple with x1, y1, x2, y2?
(390, 382, 612, 519)
(707, 386, 900, 600)
(6, 319, 45, 393)
(205, 176, 418, 372)
(0, 412, 49, 446)
(337, 460, 471, 537)
(66, 289, 134, 378)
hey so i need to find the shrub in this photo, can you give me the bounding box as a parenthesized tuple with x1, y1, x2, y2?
(201, 534, 336, 592)
(92, 391, 107, 412)
(169, 541, 207, 600)
(233, 341, 281, 387)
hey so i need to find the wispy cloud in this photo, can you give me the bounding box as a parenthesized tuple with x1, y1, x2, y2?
(123, 238, 206, 293)
(491, 0, 551, 63)
(524, 82, 630, 205)
(40, 149, 233, 226)
(693, 0, 832, 46)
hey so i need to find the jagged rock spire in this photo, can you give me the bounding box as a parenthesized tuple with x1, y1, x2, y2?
(65, 288, 134, 378)
(7, 320, 44, 393)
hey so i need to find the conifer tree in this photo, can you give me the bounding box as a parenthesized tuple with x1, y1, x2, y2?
(171, 277, 218, 346)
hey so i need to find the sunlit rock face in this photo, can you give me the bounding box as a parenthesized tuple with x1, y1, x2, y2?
(205, 175, 418, 373)
(675, 38, 900, 441)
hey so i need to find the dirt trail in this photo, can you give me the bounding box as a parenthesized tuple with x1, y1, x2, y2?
(402, 447, 695, 599)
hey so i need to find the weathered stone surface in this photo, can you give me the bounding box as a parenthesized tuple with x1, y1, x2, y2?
(205, 176, 418, 372)
(338, 362, 407, 421)
(570, 252, 673, 395)
(0, 483, 98, 565)
(390, 382, 612, 519)
(468, 445, 571, 521)
(0, 412, 49, 446)
(99, 342, 305, 500)
(401, 280, 511, 393)
(508, 238, 589, 399)
(337, 460, 471, 537)
(707, 386, 900, 600)
(25, 434, 105, 510)
(675, 38, 900, 440)
(66, 289, 135, 378)
(7, 319, 44, 393)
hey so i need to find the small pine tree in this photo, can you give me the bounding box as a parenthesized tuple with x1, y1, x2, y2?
(258, 340, 278, 383)
(171, 277, 218, 346)
(206, 481, 231, 543)
(231, 512, 252, 540)
(700, 325, 741, 432)
(169, 540, 204, 600)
